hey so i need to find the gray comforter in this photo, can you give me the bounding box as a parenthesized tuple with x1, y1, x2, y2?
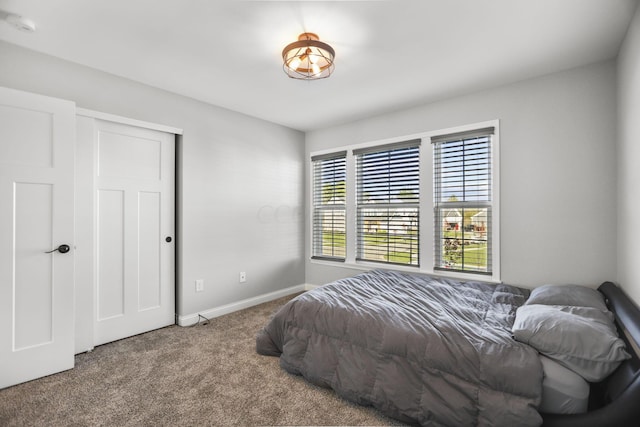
(256, 269, 543, 426)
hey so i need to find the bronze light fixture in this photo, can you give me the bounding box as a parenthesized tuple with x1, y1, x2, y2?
(282, 32, 335, 80)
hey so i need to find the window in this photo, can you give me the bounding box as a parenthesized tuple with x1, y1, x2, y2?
(310, 121, 498, 280)
(311, 151, 346, 261)
(432, 127, 494, 274)
(354, 140, 420, 266)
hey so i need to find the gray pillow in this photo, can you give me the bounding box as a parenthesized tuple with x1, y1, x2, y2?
(512, 304, 630, 382)
(525, 284, 608, 312)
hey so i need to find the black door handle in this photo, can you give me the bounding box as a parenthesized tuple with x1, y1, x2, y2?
(45, 244, 70, 254)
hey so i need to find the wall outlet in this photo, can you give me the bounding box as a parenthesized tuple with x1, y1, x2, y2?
(195, 279, 204, 292)
(239, 271, 246, 283)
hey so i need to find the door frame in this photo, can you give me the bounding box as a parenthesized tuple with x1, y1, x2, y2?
(75, 108, 182, 353)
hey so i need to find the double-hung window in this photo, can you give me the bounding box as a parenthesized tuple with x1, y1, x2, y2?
(432, 127, 494, 275)
(311, 151, 347, 261)
(354, 140, 420, 266)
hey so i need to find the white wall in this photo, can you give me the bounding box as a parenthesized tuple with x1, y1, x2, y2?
(306, 61, 618, 290)
(0, 41, 306, 322)
(617, 3, 640, 306)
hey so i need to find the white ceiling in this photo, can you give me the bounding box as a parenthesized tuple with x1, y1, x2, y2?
(0, 0, 637, 131)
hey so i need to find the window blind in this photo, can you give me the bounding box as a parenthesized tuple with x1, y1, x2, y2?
(432, 128, 493, 274)
(355, 141, 420, 266)
(312, 152, 346, 261)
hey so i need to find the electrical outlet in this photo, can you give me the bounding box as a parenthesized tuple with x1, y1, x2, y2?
(239, 271, 247, 283)
(195, 279, 204, 292)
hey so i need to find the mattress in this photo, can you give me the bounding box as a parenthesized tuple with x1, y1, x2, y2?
(539, 355, 590, 414)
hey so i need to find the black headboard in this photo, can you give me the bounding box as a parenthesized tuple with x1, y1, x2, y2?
(542, 281, 640, 427)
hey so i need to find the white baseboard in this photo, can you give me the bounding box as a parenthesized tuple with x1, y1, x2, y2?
(177, 283, 316, 326)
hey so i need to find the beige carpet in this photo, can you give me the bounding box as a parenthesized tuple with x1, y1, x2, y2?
(0, 294, 406, 426)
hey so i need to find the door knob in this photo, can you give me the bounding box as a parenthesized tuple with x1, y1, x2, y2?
(45, 244, 70, 254)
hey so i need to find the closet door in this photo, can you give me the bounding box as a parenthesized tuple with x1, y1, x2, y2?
(0, 87, 75, 389)
(94, 119, 175, 346)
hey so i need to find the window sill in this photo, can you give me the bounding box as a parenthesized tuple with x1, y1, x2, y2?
(309, 257, 501, 284)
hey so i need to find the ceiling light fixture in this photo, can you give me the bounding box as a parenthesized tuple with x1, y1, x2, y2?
(282, 32, 335, 80)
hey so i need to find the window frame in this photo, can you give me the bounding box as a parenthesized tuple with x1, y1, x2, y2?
(432, 127, 495, 276)
(308, 120, 500, 283)
(311, 151, 347, 261)
(355, 140, 421, 267)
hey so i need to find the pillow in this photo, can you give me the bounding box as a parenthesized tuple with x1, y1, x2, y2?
(512, 304, 630, 382)
(525, 284, 608, 312)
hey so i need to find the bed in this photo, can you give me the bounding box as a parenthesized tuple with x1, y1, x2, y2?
(540, 280, 640, 427)
(256, 269, 640, 426)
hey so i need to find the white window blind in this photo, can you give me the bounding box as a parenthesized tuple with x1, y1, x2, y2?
(312, 151, 346, 261)
(355, 140, 420, 266)
(432, 128, 493, 274)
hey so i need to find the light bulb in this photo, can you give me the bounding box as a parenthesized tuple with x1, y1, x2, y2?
(288, 57, 302, 71)
(308, 49, 319, 64)
(311, 63, 321, 75)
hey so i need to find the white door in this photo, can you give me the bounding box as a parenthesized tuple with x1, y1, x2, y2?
(94, 119, 175, 346)
(0, 87, 76, 389)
